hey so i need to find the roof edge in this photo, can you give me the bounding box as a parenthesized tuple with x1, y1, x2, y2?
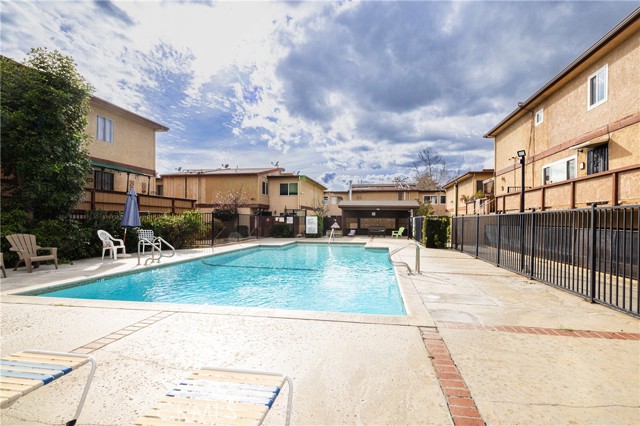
(484, 7, 640, 139)
(91, 96, 169, 132)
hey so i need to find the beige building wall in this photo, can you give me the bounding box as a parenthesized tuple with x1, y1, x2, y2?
(444, 171, 494, 216)
(160, 173, 269, 212)
(86, 97, 167, 195)
(490, 17, 639, 210)
(268, 176, 326, 216)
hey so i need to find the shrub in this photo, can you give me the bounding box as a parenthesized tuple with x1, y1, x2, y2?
(423, 217, 451, 248)
(32, 218, 94, 263)
(273, 223, 293, 238)
(0, 208, 30, 266)
(140, 211, 204, 250)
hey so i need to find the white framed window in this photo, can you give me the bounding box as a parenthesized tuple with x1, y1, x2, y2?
(423, 195, 438, 204)
(542, 155, 577, 185)
(587, 64, 607, 110)
(261, 181, 269, 196)
(535, 108, 544, 126)
(279, 182, 298, 195)
(96, 115, 113, 143)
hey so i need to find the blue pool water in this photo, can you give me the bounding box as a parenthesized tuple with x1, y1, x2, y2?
(36, 244, 405, 315)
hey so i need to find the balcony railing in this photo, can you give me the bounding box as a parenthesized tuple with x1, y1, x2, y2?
(76, 188, 195, 214)
(496, 164, 640, 213)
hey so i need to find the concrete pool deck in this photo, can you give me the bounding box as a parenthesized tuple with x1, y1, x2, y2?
(1, 237, 638, 425)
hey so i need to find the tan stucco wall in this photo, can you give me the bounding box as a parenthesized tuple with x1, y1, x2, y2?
(492, 29, 640, 206)
(444, 173, 493, 216)
(87, 102, 157, 172)
(161, 175, 261, 208)
(268, 177, 326, 216)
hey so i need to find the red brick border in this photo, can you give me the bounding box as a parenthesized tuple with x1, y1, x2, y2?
(420, 327, 485, 426)
(72, 311, 174, 354)
(437, 321, 639, 340)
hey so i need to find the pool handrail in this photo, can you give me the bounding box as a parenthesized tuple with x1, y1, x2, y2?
(388, 242, 421, 274)
(137, 235, 175, 266)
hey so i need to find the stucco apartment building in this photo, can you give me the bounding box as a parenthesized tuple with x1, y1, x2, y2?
(443, 170, 495, 216)
(78, 96, 195, 213)
(87, 97, 168, 195)
(158, 167, 327, 216)
(485, 8, 640, 213)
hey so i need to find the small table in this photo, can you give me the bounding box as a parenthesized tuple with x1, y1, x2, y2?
(368, 227, 386, 237)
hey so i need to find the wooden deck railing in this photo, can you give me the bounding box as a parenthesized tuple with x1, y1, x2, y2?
(76, 188, 196, 214)
(495, 165, 640, 213)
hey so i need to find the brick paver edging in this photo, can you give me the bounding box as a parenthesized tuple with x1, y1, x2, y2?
(72, 311, 174, 354)
(420, 327, 486, 426)
(437, 321, 640, 340)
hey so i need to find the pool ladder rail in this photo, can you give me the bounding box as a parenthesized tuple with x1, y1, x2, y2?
(137, 236, 176, 266)
(388, 242, 421, 274)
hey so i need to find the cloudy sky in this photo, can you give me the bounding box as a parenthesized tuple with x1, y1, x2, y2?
(1, 1, 638, 189)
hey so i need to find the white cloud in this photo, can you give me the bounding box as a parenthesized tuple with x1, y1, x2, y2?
(1, 1, 637, 189)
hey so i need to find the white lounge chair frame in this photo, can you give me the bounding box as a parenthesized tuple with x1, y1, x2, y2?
(136, 366, 293, 426)
(97, 230, 126, 260)
(0, 349, 96, 426)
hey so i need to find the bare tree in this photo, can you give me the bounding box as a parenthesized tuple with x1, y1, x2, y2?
(413, 147, 454, 189)
(212, 188, 248, 215)
(310, 197, 329, 218)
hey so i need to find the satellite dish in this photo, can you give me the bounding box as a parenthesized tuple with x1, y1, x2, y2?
(176, 167, 182, 172)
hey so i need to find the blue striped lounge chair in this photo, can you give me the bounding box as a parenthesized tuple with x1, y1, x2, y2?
(135, 367, 293, 426)
(0, 350, 96, 426)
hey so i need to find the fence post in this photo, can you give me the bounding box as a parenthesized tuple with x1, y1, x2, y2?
(590, 203, 597, 303)
(496, 214, 501, 266)
(520, 213, 526, 273)
(460, 217, 464, 253)
(529, 210, 536, 279)
(475, 215, 480, 258)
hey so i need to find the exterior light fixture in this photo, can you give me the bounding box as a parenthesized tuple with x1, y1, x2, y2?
(517, 150, 526, 158)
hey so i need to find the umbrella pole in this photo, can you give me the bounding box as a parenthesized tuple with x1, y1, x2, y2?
(123, 228, 127, 244)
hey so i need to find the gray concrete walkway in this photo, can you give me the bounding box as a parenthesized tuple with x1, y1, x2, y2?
(1, 237, 638, 425)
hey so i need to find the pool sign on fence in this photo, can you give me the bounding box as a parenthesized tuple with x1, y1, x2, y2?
(306, 216, 318, 234)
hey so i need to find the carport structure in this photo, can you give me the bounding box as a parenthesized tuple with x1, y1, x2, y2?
(339, 200, 419, 236)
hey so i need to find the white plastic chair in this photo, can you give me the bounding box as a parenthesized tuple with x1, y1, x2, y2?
(97, 230, 126, 260)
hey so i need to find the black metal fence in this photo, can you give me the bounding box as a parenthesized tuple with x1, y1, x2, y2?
(192, 214, 318, 245)
(452, 205, 640, 318)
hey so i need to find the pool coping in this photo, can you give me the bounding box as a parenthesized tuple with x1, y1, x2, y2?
(0, 239, 434, 327)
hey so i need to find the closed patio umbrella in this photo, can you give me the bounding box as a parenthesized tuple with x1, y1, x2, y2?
(121, 187, 141, 242)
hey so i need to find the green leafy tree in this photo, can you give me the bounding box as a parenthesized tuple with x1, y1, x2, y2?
(1, 48, 93, 221)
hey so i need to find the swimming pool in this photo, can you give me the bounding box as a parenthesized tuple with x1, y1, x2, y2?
(34, 244, 406, 316)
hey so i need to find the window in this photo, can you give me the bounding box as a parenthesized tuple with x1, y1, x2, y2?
(542, 156, 577, 185)
(535, 108, 544, 126)
(440, 195, 446, 204)
(476, 180, 483, 192)
(587, 145, 608, 175)
(588, 65, 607, 110)
(279, 182, 298, 195)
(397, 192, 404, 201)
(423, 195, 437, 204)
(323, 196, 329, 204)
(261, 181, 269, 196)
(156, 184, 163, 196)
(96, 115, 113, 143)
(94, 170, 114, 191)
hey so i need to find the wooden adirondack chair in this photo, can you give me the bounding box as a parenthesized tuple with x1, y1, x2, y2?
(5, 234, 58, 273)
